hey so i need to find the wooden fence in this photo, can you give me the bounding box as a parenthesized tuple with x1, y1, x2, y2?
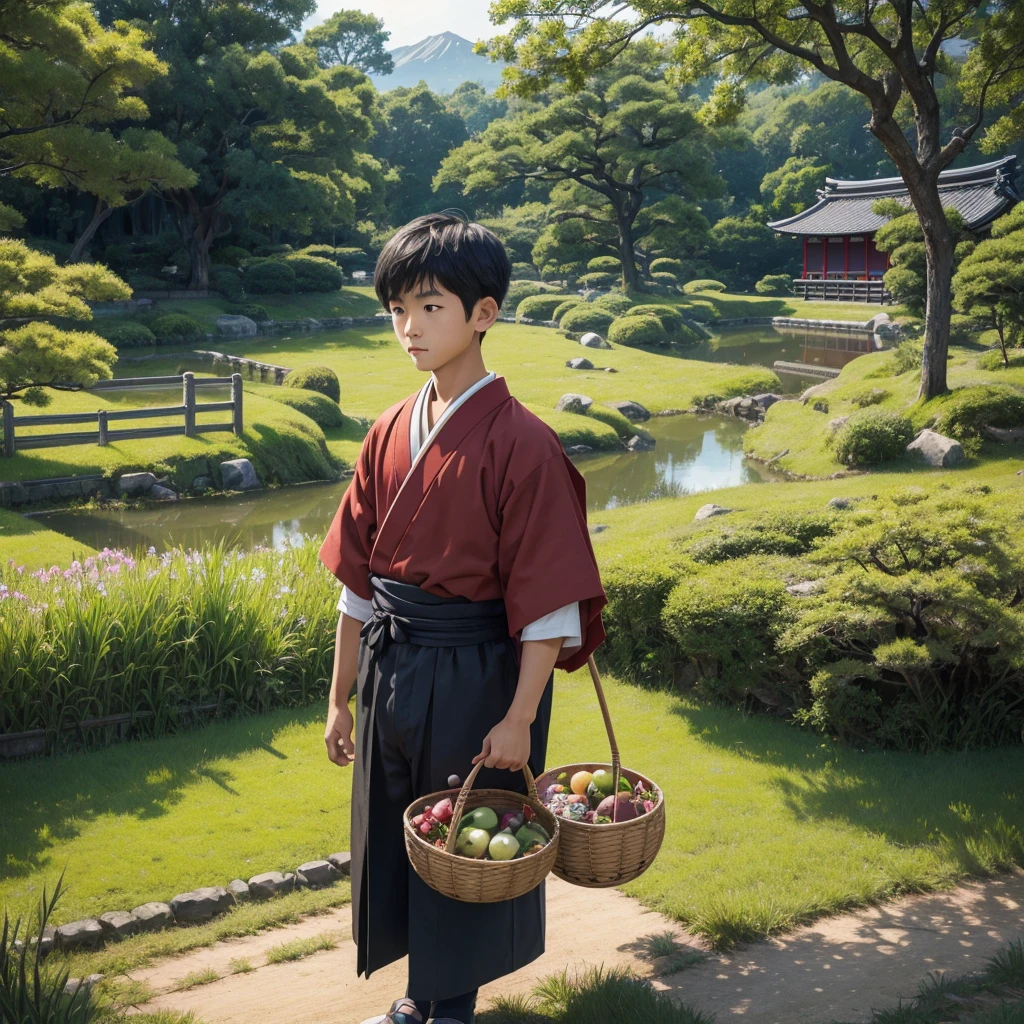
(1, 372, 243, 458)
(790, 278, 892, 303)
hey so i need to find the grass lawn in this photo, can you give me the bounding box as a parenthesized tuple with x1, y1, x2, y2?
(4, 621, 1024, 952)
(0, 507, 99, 567)
(743, 343, 1024, 477)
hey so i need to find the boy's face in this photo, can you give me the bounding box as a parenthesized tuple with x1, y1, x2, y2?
(388, 276, 499, 372)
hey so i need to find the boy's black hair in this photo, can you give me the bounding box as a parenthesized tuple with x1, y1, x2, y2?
(373, 210, 511, 344)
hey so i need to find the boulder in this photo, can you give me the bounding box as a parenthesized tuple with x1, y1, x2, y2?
(326, 852, 352, 876)
(216, 314, 258, 339)
(589, 524, 609, 534)
(248, 871, 296, 899)
(828, 415, 850, 434)
(191, 475, 214, 492)
(130, 901, 174, 932)
(716, 396, 745, 415)
(55, 919, 104, 952)
(827, 497, 852, 510)
(983, 424, 1024, 443)
(579, 332, 611, 349)
(149, 484, 178, 501)
(565, 357, 594, 370)
(117, 472, 156, 496)
(786, 580, 824, 597)
(63, 974, 104, 998)
(98, 911, 139, 941)
(906, 429, 964, 467)
(220, 458, 261, 491)
(227, 879, 251, 902)
(170, 886, 234, 923)
(602, 366, 618, 373)
(565, 444, 594, 455)
(555, 394, 593, 415)
(295, 860, 341, 888)
(752, 393, 784, 411)
(799, 380, 836, 404)
(694, 503, 733, 522)
(0, 481, 30, 507)
(625, 434, 656, 452)
(607, 400, 651, 422)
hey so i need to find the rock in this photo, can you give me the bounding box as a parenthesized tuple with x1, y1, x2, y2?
(555, 393, 593, 415)
(906, 429, 965, 467)
(170, 886, 234, 923)
(191, 474, 213, 492)
(589, 524, 609, 534)
(625, 434, 656, 451)
(694, 503, 733, 522)
(220, 458, 261, 491)
(828, 415, 850, 434)
(0, 481, 30, 507)
(799, 380, 836, 404)
(565, 357, 594, 370)
(117, 472, 156, 496)
(248, 871, 296, 899)
(580, 332, 611, 349)
(607, 400, 651, 422)
(130, 901, 174, 932)
(227, 879, 251, 902)
(983, 425, 1024, 443)
(602, 366, 618, 373)
(216, 314, 258, 338)
(149, 484, 178, 501)
(98, 911, 139, 941)
(752, 393, 784, 410)
(55, 919, 104, 952)
(786, 580, 824, 596)
(565, 444, 594, 455)
(717, 396, 745, 415)
(326, 852, 352, 876)
(63, 974, 104, 998)
(295, 860, 341, 888)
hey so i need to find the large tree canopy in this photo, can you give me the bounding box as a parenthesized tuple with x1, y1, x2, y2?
(303, 9, 394, 74)
(479, 0, 1024, 399)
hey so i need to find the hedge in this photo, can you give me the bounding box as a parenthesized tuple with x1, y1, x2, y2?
(592, 293, 635, 315)
(587, 256, 621, 273)
(553, 299, 584, 322)
(149, 314, 204, 345)
(683, 279, 727, 294)
(829, 409, 916, 466)
(559, 305, 616, 335)
(245, 260, 296, 295)
(607, 313, 667, 347)
(282, 363, 341, 403)
(106, 322, 157, 348)
(516, 294, 571, 321)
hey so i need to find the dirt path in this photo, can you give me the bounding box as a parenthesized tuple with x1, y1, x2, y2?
(129, 871, 1024, 1023)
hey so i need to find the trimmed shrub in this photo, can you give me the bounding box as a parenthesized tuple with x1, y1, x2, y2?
(559, 305, 616, 335)
(627, 304, 685, 335)
(848, 386, 890, 408)
(267, 386, 345, 428)
(284, 255, 343, 293)
(106, 322, 156, 348)
(295, 244, 345, 267)
(649, 257, 684, 276)
(210, 265, 244, 301)
(245, 260, 296, 295)
(678, 299, 718, 323)
(755, 273, 793, 296)
(650, 271, 679, 285)
(150, 314, 204, 346)
(229, 303, 270, 323)
(587, 255, 621, 273)
(683, 278, 727, 294)
(553, 298, 584, 322)
(579, 271, 619, 288)
(592, 293, 635, 315)
(607, 313, 666, 347)
(689, 511, 838, 564)
(516, 294, 570, 321)
(511, 261, 539, 280)
(211, 246, 250, 267)
(501, 280, 547, 314)
(934, 384, 1024, 442)
(282, 363, 341, 403)
(829, 409, 915, 466)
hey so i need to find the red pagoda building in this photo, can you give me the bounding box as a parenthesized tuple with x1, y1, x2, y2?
(766, 154, 1020, 303)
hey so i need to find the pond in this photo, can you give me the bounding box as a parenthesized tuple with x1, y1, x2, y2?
(27, 413, 785, 555)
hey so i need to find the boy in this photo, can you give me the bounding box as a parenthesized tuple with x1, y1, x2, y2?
(318, 211, 607, 1024)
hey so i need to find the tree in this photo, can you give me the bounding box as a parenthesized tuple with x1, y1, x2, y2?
(303, 9, 394, 74)
(436, 40, 729, 292)
(760, 156, 832, 219)
(480, 0, 1024, 400)
(445, 81, 510, 137)
(952, 204, 1024, 366)
(0, 239, 124, 408)
(96, 0, 378, 289)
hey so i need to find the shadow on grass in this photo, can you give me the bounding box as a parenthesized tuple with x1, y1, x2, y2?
(0, 704, 326, 883)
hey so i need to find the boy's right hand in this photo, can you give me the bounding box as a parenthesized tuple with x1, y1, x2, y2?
(325, 704, 355, 766)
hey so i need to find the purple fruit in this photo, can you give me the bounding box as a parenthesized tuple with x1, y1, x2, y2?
(595, 792, 639, 822)
(448, 774, 461, 788)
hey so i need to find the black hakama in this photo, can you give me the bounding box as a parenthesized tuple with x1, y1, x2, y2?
(351, 572, 554, 1001)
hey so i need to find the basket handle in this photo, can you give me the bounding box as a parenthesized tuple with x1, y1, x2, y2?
(442, 760, 540, 854)
(586, 654, 624, 823)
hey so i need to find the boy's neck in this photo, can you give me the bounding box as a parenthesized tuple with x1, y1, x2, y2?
(429, 337, 489, 405)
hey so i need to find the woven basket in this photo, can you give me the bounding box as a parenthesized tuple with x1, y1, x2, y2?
(403, 760, 559, 903)
(537, 655, 666, 887)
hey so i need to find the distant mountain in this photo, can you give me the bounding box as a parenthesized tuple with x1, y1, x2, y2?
(366, 31, 509, 94)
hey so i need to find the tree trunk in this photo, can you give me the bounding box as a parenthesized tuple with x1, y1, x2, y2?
(170, 189, 226, 291)
(916, 196, 954, 400)
(68, 198, 116, 263)
(615, 209, 640, 291)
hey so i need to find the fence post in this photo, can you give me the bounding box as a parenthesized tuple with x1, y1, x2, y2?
(97, 409, 108, 446)
(2, 400, 13, 457)
(183, 371, 196, 438)
(231, 373, 243, 435)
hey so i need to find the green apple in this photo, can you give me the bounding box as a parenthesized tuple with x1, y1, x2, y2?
(456, 827, 491, 858)
(590, 770, 616, 796)
(488, 833, 520, 860)
(458, 806, 498, 833)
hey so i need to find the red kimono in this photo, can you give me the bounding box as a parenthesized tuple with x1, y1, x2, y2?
(318, 373, 607, 1000)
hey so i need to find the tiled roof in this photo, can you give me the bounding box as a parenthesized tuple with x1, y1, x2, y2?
(767, 155, 1020, 236)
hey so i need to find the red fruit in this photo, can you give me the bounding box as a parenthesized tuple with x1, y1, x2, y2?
(419, 821, 431, 834)
(596, 792, 640, 822)
(412, 813, 425, 827)
(432, 798, 453, 824)
(522, 804, 536, 822)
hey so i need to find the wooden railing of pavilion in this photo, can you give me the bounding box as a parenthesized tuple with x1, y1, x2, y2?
(791, 277, 892, 303)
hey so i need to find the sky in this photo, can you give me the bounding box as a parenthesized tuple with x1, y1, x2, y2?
(300, 1, 676, 50)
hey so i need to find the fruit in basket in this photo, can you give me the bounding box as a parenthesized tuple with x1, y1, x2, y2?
(570, 771, 593, 795)
(431, 798, 453, 824)
(500, 810, 524, 832)
(456, 827, 491, 858)
(488, 833, 520, 860)
(458, 806, 498, 833)
(590, 769, 616, 797)
(447, 774, 461, 788)
(596, 792, 640, 822)
(514, 827, 547, 854)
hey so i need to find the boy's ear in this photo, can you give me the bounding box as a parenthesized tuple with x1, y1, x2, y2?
(474, 296, 499, 332)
